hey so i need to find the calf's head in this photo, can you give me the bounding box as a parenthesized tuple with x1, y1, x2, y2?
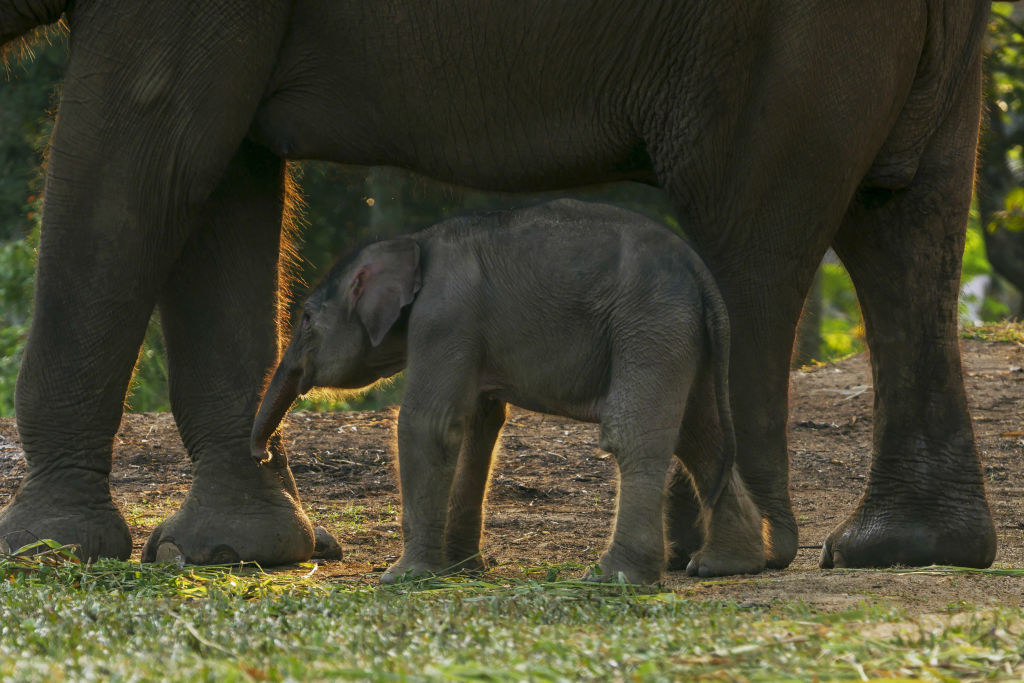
(250, 239, 421, 463)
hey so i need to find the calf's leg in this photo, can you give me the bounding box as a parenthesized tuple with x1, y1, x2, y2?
(672, 365, 764, 577)
(443, 397, 506, 572)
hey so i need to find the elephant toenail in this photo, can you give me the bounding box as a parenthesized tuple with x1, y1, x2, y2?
(155, 542, 186, 567)
(207, 545, 241, 565)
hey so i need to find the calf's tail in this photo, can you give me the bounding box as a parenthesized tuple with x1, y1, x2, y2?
(699, 281, 736, 514)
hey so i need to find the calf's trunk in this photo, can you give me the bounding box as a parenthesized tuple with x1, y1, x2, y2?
(251, 362, 303, 465)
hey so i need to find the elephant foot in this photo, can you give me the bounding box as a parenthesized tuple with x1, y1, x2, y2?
(759, 510, 797, 569)
(675, 470, 768, 577)
(313, 526, 344, 560)
(142, 459, 315, 566)
(583, 544, 663, 585)
(686, 490, 766, 577)
(380, 554, 444, 584)
(0, 471, 132, 561)
(685, 544, 765, 578)
(670, 514, 792, 572)
(380, 547, 488, 584)
(666, 469, 795, 571)
(444, 543, 489, 574)
(821, 494, 996, 569)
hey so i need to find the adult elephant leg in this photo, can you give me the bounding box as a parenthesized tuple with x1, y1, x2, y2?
(661, 203, 832, 570)
(702, 262, 812, 569)
(0, 0, 291, 561)
(140, 143, 317, 566)
(0, 176, 152, 559)
(822, 65, 996, 569)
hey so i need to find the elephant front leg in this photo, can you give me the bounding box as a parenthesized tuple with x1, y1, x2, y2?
(822, 65, 996, 569)
(1, 0, 298, 562)
(588, 378, 690, 586)
(443, 397, 506, 573)
(382, 400, 469, 584)
(140, 142, 326, 566)
(0, 240, 149, 559)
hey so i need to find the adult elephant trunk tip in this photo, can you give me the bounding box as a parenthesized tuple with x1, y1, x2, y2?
(251, 363, 303, 467)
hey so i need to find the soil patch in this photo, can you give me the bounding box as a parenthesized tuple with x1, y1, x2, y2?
(2, 339, 1023, 612)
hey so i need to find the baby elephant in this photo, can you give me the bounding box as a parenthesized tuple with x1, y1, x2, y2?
(251, 199, 765, 584)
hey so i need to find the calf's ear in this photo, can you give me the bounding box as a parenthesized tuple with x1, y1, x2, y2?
(349, 239, 422, 346)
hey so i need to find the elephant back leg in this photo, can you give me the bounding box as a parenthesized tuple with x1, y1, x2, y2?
(821, 57, 996, 569)
(670, 364, 764, 577)
(443, 396, 507, 573)
(590, 348, 698, 585)
(646, 5, 929, 571)
(0, 2, 292, 560)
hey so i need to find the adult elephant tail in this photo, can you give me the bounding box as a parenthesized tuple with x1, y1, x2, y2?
(1, 0, 68, 67)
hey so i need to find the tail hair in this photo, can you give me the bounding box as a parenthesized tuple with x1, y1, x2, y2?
(699, 281, 736, 514)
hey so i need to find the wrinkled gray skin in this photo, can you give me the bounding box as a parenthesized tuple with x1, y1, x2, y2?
(0, 0, 999, 569)
(252, 200, 765, 584)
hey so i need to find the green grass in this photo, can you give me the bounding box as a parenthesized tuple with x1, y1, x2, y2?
(1, 544, 1022, 681)
(123, 496, 183, 530)
(961, 320, 1024, 345)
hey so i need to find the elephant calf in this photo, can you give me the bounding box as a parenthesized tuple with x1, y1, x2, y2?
(251, 199, 765, 584)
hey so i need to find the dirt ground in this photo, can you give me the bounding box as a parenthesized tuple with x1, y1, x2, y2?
(1, 338, 1023, 612)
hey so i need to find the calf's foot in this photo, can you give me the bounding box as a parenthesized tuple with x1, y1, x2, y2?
(380, 553, 446, 584)
(583, 543, 663, 585)
(0, 470, 131, 560)
(313, 526, 344, 560)
(686, 471, 766, 577)
(443, 545, 489, 574)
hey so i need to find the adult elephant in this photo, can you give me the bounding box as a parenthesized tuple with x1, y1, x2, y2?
(0, 0, 999, 569)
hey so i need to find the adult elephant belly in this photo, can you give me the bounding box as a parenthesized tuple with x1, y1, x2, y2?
(249, 0, 663, 190)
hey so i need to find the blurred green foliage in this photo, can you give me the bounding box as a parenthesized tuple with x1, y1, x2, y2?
(818, 262, 863, 361)
(975, 4, 1024, 317)
(0, 34, 62, 243)
(0, 225, 36, 415)
(1, 11, 1022, 417)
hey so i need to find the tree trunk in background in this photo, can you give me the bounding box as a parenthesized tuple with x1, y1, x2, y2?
(792, 266, 823, 368)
